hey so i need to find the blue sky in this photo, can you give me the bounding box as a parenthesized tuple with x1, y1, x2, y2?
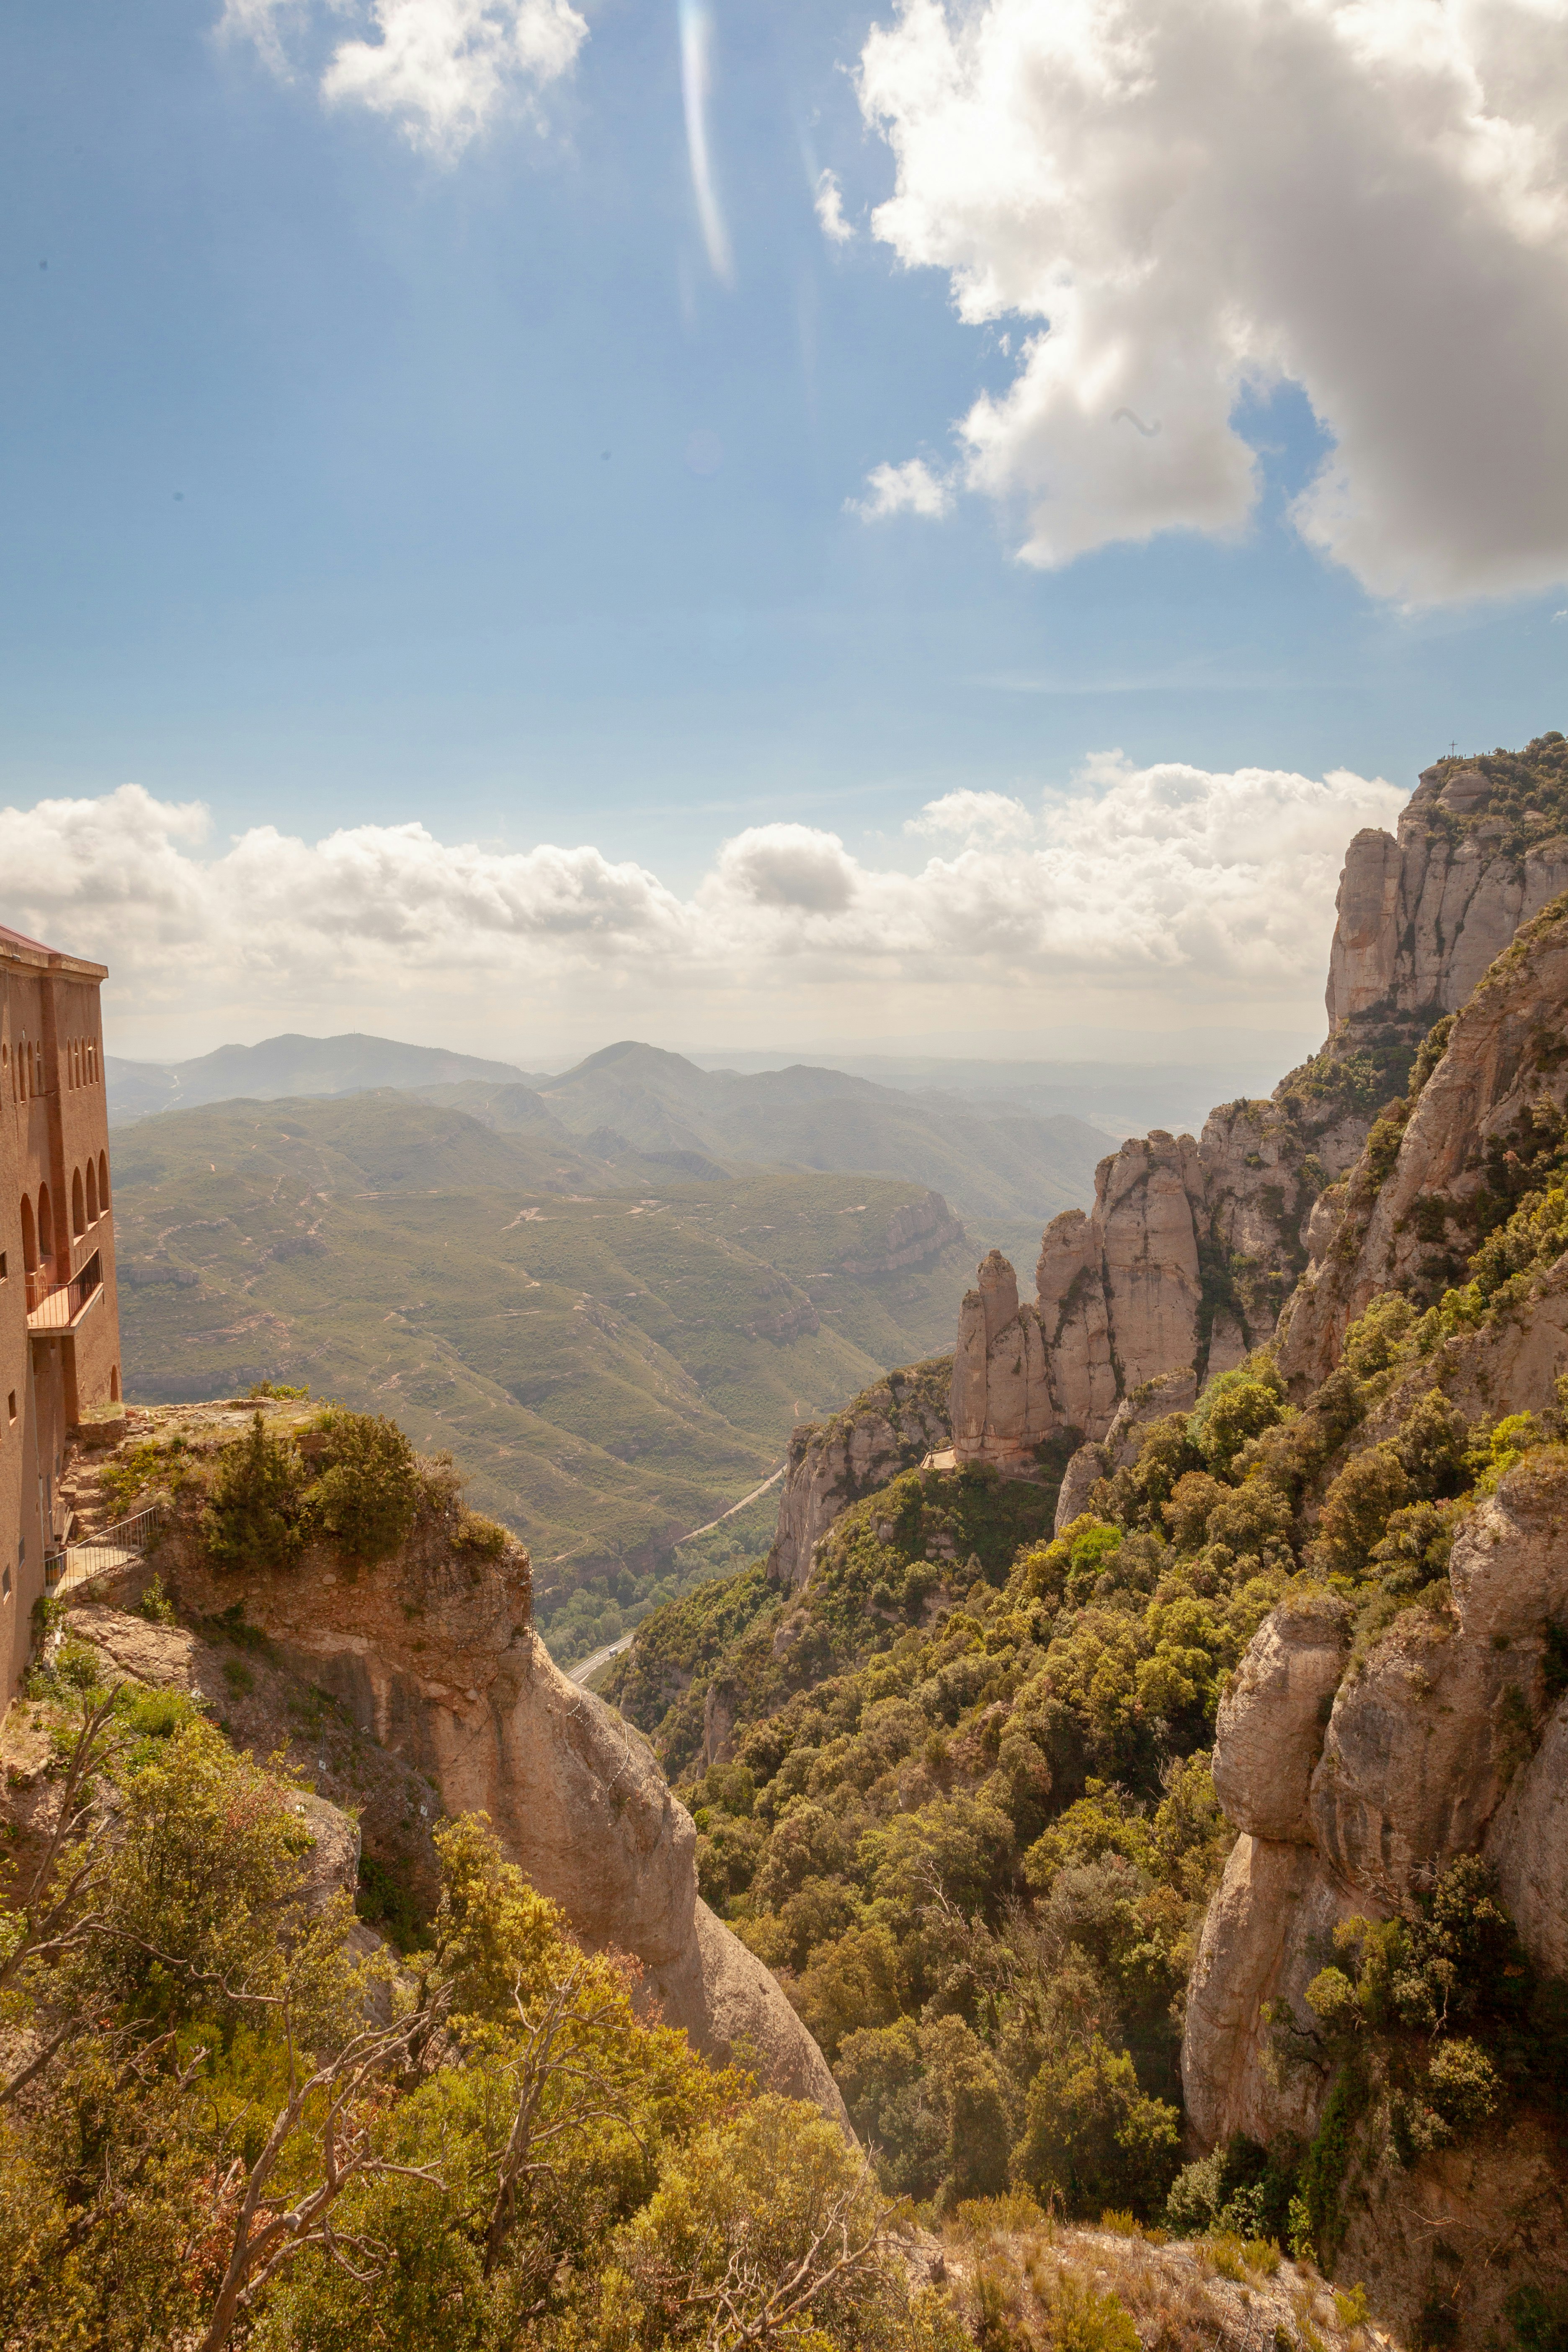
(3, 0, 1567, 1064)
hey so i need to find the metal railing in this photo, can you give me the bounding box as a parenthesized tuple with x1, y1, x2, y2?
(44, 1501, 164, 1598)
(26, 1251, 102, 1333)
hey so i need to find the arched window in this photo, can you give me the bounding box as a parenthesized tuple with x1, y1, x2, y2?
(85, 1161, 98, 1224)
(98, 1151, 110, 1211)
(110, 1365, 120, 1403)
(16, 1037, 26, 1102)
(38, 1185, 53, 1264)
(72, 1169, 85, 1237)
(33, 1044, 43, 1097)
(88, 1041, 96, 1084)
(20, 1196, 36, 1274)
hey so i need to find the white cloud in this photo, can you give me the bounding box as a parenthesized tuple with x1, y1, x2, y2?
(0, 758, 1406, 1056)
(222, 0, 586, 154)
(851, 456, 953, 519)
(854, 0, 1568, 602)
(907, 789, 1033, 843)
(814, 168, 854, 243)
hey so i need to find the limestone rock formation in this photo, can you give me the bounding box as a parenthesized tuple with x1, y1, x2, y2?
(1326, 762, 1568, 1032)
(766, 1357, 951, 1590)
(1488, 1694, 1568, 1981)
(1211, 1597, 1349, 1846)
(1279, 887, 1568, 1392)
(114, 1435, 849, 2132)
(957, 736, 1568, 1473)
(1184, 1447, 1568, 2154)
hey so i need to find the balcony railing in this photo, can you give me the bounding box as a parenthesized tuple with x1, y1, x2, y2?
(26, 1251, 102, 1334)
(45, 1502, 164, 1599)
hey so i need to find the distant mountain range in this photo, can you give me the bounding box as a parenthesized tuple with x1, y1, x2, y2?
(106, 1032, 534, 1122)
(108, 1089, 972, 1661)
(107, 1031, 1115, 1259)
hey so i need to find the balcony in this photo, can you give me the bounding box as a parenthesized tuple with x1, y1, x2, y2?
(26, 1251, 103, 1335)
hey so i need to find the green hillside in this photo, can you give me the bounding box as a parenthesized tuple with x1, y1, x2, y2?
(110, 1091, 971, 1661)
(424, 1039, 1108, 1265)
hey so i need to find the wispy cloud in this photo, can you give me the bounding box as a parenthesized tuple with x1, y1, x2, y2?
(221, 0, 587, 156)
(814, 167, 853, 244)
(850, 456, 952, 520)
(677, 0, 733, 286)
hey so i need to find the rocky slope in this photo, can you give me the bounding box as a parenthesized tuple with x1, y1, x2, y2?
(766, 1354, 952, 1590)
(954, 734, 1568, 1473)
(67, 1402, 848, 2130)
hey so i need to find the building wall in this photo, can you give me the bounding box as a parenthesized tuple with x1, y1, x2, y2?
(1, 928, 121, 1698)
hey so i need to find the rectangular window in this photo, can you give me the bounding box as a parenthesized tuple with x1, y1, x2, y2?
(0, 1250, 6, 1279)
(6, 1392, 14, 1424)
(1, 1567, 9, 1601)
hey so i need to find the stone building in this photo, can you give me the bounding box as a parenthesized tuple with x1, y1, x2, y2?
(1, 921, 122, 1695)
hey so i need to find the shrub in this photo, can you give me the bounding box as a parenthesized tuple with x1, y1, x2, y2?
(453, 1506, 506, 1557)
(1010, 2036, 1181, 2219)
(1042, 2273, 1141, 2351)
(203, 1411, 306, 1572)
(305, 1410, 422, 1563)
(1312, 1445, 1409, 1577)
(137, 1574, 175, 1626)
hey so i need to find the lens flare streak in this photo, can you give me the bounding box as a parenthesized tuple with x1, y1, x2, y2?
(678, 0, 733, 287)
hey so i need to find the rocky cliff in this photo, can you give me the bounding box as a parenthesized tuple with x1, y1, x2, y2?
(83, 1403, 848, 2130)
(765, 1355, 952, 1590)
(1279, 885, 1568, 1393)
(955, 734, 1568, 1473)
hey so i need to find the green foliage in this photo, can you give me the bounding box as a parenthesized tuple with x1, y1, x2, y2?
(1165, 2132, 1297, 2244)
(1507, 2283, 1568, 2352)
(137, 1573, 175, 1625)
(99, 1433, 195, 1517)
(202, 1410, 307, 1572)
(1039, 2273, 1142, 2351)
(1010, 2035, 1181, 2219)
(1, 1700, 933, 2352)
(306, 1408, 423, 1563)
(454, 1506, 508, 1557)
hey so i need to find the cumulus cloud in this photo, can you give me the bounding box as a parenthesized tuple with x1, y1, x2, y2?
(814, 167, 854, 243)
(851, 456, 953, 519)
(0, 757, 1406, 1054)
(855, 0, 1568, 602)
(907, 789, 1033, 843)
(222, 0, 586, 153)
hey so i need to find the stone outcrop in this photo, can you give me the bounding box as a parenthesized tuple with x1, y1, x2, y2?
(1326, 759, 1568, 1032)
(1183, 1447, 1568, 2158)
(952, 1104, 1357, 1464)
(766, 1357, 951, 1591)
(1051, 1367, 1200, 1535)
(78, 1406, 849, 2132)
(833, 1191, 965, 1276)
(158, 1528, 847, 2128)
(956, 737, 1568, 1473)
(1278, 888, 1568, 1392)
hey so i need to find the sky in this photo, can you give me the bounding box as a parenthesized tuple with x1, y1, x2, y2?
(3, 0, 1567, 1070)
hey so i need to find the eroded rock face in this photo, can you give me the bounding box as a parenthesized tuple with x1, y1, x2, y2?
(1186, 1449, 1568, 2151)
(768, 1359, 951, 1589)
(1279, 892, 1568, 1392)
(1325, 768, 1568, 1030)
(162, 1525, 848, 2129)
(1488, 1694, 1568, 1981)
(958, 753, 1568, 1472)
(1212, 1599, 1349, 1845)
